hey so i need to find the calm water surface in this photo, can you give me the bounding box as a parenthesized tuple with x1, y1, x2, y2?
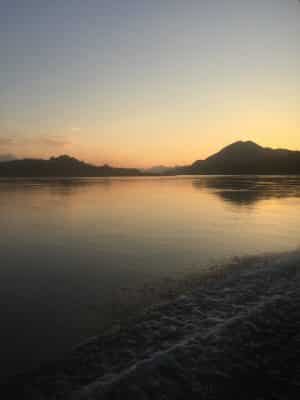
(1, 176, 300, 379)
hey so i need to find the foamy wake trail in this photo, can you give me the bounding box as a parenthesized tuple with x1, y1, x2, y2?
(4, 251, 300, 399)
(74, 251, 300, 399)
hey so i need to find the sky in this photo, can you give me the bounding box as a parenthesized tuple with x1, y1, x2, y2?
(0, 0, 299, 167)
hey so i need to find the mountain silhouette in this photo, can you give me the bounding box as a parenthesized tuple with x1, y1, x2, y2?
(0, 155, 143, 177)
(173, 141, 300, 175)
(1, 141, 300, 177)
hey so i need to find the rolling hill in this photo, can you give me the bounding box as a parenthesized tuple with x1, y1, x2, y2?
(0, 155, 143, 177)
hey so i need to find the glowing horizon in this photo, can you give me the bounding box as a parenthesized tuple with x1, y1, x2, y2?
(1, 0, 299, 168)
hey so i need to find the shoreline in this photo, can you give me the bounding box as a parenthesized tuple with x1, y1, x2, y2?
(4, 251, 300, 399)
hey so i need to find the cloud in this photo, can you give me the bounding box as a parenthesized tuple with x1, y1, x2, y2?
(12, 135, 72, 149)
(71, 127, 81, 133)
(38, 136, 72, 147)
(0, 134, 73, 159)
(0, 153, 16, 161)
(0, 137, 14, 146)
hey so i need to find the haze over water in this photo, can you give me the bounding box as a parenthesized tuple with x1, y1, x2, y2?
(1, 175, 300, 379)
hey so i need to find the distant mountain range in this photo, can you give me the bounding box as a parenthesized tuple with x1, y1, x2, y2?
(0, 155, 142, 177)
(0, 141, 300, 176)
(142, 165, 173, 174)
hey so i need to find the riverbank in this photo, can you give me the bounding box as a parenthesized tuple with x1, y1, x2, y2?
(4, 251, 300, 399)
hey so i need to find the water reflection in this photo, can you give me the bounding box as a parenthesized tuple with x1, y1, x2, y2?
(1, 175, 300, 380)
(192, 176, 300, 206)
(0, 177, 113, 196)
(3, 175, 300, 206)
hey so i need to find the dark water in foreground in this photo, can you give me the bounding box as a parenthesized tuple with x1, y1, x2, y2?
(1, 176, 300, 379)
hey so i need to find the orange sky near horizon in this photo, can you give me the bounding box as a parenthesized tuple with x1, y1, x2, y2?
(0, 0, 299, 168)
